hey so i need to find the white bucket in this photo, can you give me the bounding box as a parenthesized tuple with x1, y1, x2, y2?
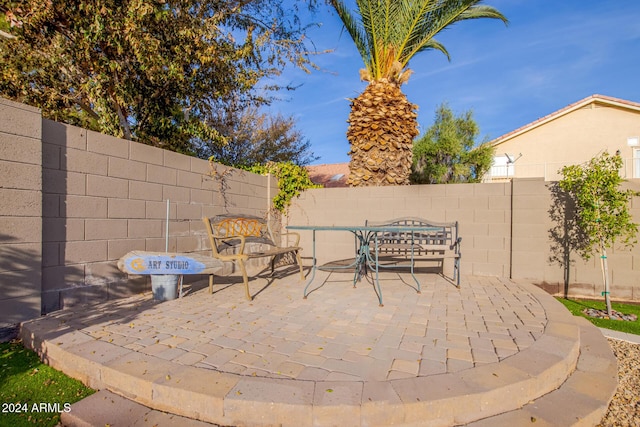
(151, 275, 179, 301)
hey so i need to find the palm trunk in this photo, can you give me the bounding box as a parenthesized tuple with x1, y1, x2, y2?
(346, 80, 418, 186)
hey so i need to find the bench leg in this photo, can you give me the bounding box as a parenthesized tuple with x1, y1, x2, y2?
(295, 250, 304, 280)
(238, 259, 252, 301)
(270, 256, 276, 276)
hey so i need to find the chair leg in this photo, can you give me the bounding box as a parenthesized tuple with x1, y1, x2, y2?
(209, 274, 214, 293)
(239, 260, 252, 301)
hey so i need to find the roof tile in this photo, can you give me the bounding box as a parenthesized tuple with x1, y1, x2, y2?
(306, 163, 350, 187)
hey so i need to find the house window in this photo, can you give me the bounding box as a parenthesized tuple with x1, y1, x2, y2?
(490, 156, 514, 177)
(633, 148, 640, 178)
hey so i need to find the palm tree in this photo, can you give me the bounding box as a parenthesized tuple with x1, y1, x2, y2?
(332, 0, 507, 186)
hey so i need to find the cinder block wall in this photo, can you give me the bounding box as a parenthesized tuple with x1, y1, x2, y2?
(0, 98, 43, 324)
(4, 98, 640, 324)
(288, 178, 640, 302)
(1, 99, 275, 322)
(510, 178, 640, 301)
(40, 120, 274, 313)
(288, 182, 512, 277)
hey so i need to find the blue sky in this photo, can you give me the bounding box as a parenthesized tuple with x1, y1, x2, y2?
(266, 0, 640, 165)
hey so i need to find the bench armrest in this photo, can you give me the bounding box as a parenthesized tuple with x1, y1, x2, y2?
(215, 234, 248, 255)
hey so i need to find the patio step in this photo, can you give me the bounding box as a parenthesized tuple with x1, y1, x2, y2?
(61, 389, 218, 427)
(19, 279, 616, 426)
(464, 316, 617, 427)
(59, 317, 617, 427)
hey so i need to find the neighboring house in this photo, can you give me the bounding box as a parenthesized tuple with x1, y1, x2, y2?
(306, 162, 350, 187)
(484, 94, 640, 181)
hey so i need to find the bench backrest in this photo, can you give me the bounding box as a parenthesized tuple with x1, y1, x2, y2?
(366, 217, 459, 253)
(203, 215, 275, 258)
(212, 216, 266, 238)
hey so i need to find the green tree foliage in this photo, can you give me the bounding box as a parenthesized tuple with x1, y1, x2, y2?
(245, 162, 320, 212)
(559, 152, 639, 315)
(411, 103, 494, 184)
(0, 1, 318, 154)
(199, 103, 318, 167)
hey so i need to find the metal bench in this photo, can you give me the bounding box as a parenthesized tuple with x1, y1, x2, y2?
(366, 217, 462, 287)
(202, 214, 304, 300)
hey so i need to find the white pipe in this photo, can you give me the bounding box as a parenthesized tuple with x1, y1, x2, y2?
(267, 173, 271, 223)
(165, 199, 170, 252)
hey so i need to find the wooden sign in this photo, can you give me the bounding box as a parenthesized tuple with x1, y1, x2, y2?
(117, 251, 223, 275)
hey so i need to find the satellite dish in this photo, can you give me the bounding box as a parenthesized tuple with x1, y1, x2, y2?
(505, 153, 523, 164)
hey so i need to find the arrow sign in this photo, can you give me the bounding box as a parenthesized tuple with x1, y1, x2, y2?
(117, 251, 222, 275)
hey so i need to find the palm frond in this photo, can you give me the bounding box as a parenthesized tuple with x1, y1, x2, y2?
(357, 0, 380, 77)
(401, 1, 507, 66)
(457, 5, 509, 22)
(331, 0, 371, 69)
(414, 38, 449, 59)
(331, 0, 507, 84)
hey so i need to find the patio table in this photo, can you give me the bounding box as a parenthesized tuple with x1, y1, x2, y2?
(287, 224, 443, 306)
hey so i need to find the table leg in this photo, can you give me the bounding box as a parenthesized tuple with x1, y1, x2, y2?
(352, 231, 368, 287)
(302, 229, 317, 299)
(410, 231, 421, 293)
(373, 233, 384, 306)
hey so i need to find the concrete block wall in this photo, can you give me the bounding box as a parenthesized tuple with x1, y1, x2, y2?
(510, 179, 550, 281)
(0, 98, 43, 324)
(288, 182, 512, 279)
(40, 119, 273, 313)
(288, 178, 640, 302)
(514, 178, 640, 301)
(4, 97, 640, 324)
(1, 99, 275, 322)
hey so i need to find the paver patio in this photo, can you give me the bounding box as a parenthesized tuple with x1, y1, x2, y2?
(20, 270, 617, 426)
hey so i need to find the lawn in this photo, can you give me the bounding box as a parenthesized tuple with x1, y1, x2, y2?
(0, 340, 94, 427)
(556, 297, 640, 335)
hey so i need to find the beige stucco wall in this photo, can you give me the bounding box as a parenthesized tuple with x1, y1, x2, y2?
(491, 102, 640, 180)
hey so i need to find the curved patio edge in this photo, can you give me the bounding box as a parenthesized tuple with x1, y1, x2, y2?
(18, 279, 614, 427)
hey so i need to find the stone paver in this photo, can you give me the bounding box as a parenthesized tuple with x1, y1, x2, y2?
(19, 273, 614, 426)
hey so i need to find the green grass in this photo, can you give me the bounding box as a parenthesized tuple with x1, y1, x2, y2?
(556, 297, 640, 335)
(0, 340, 95, 427)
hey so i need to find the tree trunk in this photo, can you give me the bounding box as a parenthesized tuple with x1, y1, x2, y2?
(600, 238, 612, 316)
(346, 80, 418, 186)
